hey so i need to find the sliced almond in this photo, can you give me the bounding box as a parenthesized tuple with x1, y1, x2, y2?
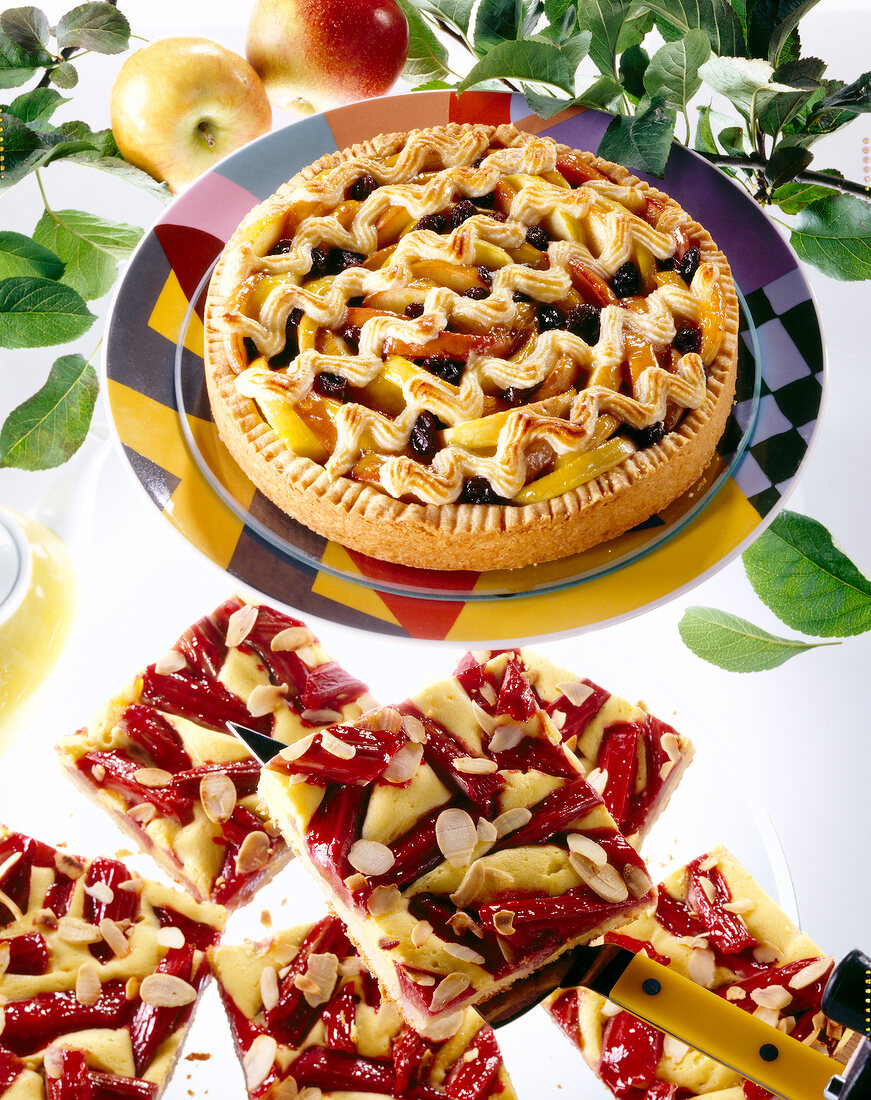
(157, 926, 186, 950)
(295, 646, 319, 667)
(117, 877, 144, 893)
(557, 680, 594, 707)
(492, 807, 531, 837)
(139, 972, 197, 1008)
(155, 648, 187, 675)
(54, 852, 85, 879)
(476, 818, 498, 844)
(688, 947, 716, 989)
(356, 707, 403, 734)
(367, 885, 401, 916)
(753, 942, 780, 965)
(789, 957, 833, 990)
(76, 961, 102, 1006)
(585, 767, 608, 795)
(344, 873, 367, 892)
(244, 1033, 278, 1090)
(133, 767, 173, 789)
(0, 851, 22, 886)
(698, 854, 718, 871)
(266, 1075, 299, 1100)
(463, 1048, 479, 1063)
(57, 916, 102, 944)
(566, 834, 607, 866)
(722, 898, 753, 914)
(478, 682, 497, 706)
(282, 734, 315, 762)
(91, 763, 106, 782)
(200, 772, 238, 824)
(488, 724, 525, 753)
(126, 976, 140, 1000)
(299, 952, 339, 1007)
(454, 757, 498, 774)
(725, 986, 744, 1001)
(260, 965, 280, 1012)
(226, 603, 260, 648)
(443, 942, 485, 965)
(751, 986, 792, 1011)
(320, 730, 356, 760)
(659, 760, 676, 780)
(436, 808, 478, 868)
(43, 1045, 63, 1078)
(127, 803, 156, 824)
(383, 742, 423, 783)
(100, 918, 130, 957)
(601, 999, 622, 1018)
(569, 854, 629, 903)
(753, 1005, 780, 1027)
(236, 831, 272, 875)
(411, 920, 434, 948)
(300, 708, 344, 725)
(429, 972, 471, 1015)
(248, 683, 289, 717)
(401, 715, 427, 744)
(0, 943, 9, 977)
(493, 910, 515, 936)
(450, 860, 485, 908)
(663, 1034, 689, 1063)
(484, 867, 514, 890)
(348, 840, 395, 877)
(623, 864, 654, 900)
(551, 710, 567, 731)
(470, 701, 497, 736)
(84, 881, 114, 905)
(698, 876, 716, 904)
(448, 912, 483, 938)
(660, 732, 682, 762)
(270, 626, 316, 652)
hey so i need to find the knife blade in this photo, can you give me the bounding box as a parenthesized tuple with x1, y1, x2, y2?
(226, 720, 285, 763)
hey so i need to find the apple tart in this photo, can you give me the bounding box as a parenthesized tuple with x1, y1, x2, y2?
(205, 123, 739, 570)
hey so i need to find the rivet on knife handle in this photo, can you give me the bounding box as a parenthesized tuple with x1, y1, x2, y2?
(610, 952, 843, 1100)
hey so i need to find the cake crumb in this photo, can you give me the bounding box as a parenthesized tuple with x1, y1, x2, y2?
(185, 1052, 211, 1062)
(115, 849, 134, 859)
(260, 909, 272, 928)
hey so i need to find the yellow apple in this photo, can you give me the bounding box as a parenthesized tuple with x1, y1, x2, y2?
(110, 37, 273, 193)
(246, 0, 409, 115)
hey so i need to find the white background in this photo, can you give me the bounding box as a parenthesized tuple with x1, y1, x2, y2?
(2, 2, 871, 1095)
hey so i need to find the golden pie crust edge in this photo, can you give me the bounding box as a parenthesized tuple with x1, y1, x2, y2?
(203, 125, 740, 572)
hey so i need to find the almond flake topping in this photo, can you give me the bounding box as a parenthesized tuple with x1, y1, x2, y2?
(789, 957, 833, 990)
(118, 877, 144, 893)
(133, 767, 173, 789)
(301, 708, 344, 725)
(493, 910, 516, 936)
(488, 723, 526, 753)
(297, 952, 339, 1007)
(753, 942, 780, 965)
(248, 683, 289, 717)
(84, 881, 114, 905)
(320, 730, 356, 760)
(0, 943, 9, 977)
(140, 972, 198, 1008)
(200, 772, 237, 824)
(449, 859, 486, 908)
(348, 839, 395, 876)
(476, 818, 498, 844)
(76, 961, 102, 1006)
(448, 912, 483, 938)
(660, 732, 682, 761)
(470, 701, 498, 736)
(688, 947, 716, 989)
(463, 1048, 478, 1063)
(265, 1076, 299, 1100)
(411, 920, 434, 948)
(367, 885, 401, 916)
(751, 986, 792, 1011)
(401, 715, 427, 743)
(383, 742, 423, 783)
(725, 986, 744, 1001)
(557, 680, 594, 707)
(357, 707, 403, 734)
(270, 625, 316, 652)
(698, 855, 718, 871)
(244, 1034, 278, 1090)
(157, 926, 186, 950)
(154, 648, 187, 675)
(43, 1046, 63, 1078)
(566, 834, 607, 866)
(236, 831, 272, 874)
(282, 734, 315, 762)
(585, 767, 608, 795)
(753, 1005, 780, 1028)
(698, 876, 716, 903)
(430, 973, 471, 1015)
(57, 916, 102, 944)
(54, 852, 85, 879)
(663, 1034, 690, 1063)
(492, 807, 532, 837)
(127, 803, 156, 824)
(443, 942, 485, 965)
(260, 965, 280, 1012)
(436, 808, 478, 868)
(569, 854, 628, 903)
(226, 603, 260, 648)
(623, 864, 654, 900)
(454, 756, 498, 774)
(722, 899, 753, 914)
(0, 889, 23, 923)
(100, 918, 130, 957)
(659, 761, 676, 780)
(344, 873, 367, 892)
(478, 683, 497, 706)
(91, 764, 106, 782)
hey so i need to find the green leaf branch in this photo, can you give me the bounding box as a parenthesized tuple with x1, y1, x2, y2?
(679, 511, 871, 673)
(0, 3, 165, 471)
(399, 0, 871, 282)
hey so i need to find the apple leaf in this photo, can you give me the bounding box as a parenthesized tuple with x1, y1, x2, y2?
(0, 276, 94, 348)
(574, 0, 645, 80)
(699, 56, 798, 120)
(0, 111, 41, 184)
(764, 142, 812, 189)
(55, 2, 130, 54)
(597, 96, 676, 176)
(813, 69, 871, 115)
(49, 60, 78, 87)
(73, 155, 172, 203)
(678, 607, 831, 672)
(32, 209, 143, 301)
(0, 232, 63, 280)
(771, 172, 842, 214)
(6, 86, 69, 123)
(395, 0, 453, 85)
(790, 194, 871, 281)
(473, 0, 522, 53)
(743, 511, 871, 637)
(747, 0, 821, 65)
(619, 43, 649, 100)
(640, 0, 744, 58)
(0, 353, 97, 470)
(457, 37, 575, 94)
(0, 27, 53, 87)
(642, 29, 710, 111)
(0, 6, 50, 52)
(415, 0, 476, 38)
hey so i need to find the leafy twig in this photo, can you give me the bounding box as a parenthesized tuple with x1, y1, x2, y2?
(703, 154, 871, 198)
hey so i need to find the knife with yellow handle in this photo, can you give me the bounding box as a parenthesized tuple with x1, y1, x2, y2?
(480, 943, 869, 1100)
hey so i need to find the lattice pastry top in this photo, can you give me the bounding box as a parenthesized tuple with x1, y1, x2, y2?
(204, 123, 739, 570)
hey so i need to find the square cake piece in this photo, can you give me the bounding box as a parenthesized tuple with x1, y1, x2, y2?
(57, 596, 372, 909)
(209, 914, 517, 1099)
(454, 650, 693, 844)
(545, 845, 852, 1098)
(0, 826, 225, 1099)
(259, 665, 657, 1039)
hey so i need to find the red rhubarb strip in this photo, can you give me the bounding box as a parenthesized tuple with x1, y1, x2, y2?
(78, 751, 193, 824)
(129, 945, 196, 1074)
(89, 1071, 158, 1100)
(175, 598, 237, 679)
(139, 667, 272, 736)
(492, 778, 602, 851)
(496, 659, 539, 721)
(4, 932, 49, 975)
(46, 1048, 92, 1100)
(300, 662, 369, 712)
(599, 1010, 663, 1099)
(444, 1024, 503, 1100)
(288, 1047, 395, 1094)
(618, 715, 675, 839)
(274, 725, 406, 786)
(410, 711, 503, 814)
(687, 858, 756, 955)
(598, 722, 640, 827)
(1, 983, 129, 1056)
(121, 705, 192, 773)
(0, 1048, 25, 1092)
(213, 806, 282, 907)
(393, 1026, 434, 1094)
(548, 989, 581, 1046)
(170, 759, 261, 798)
(321, 988, 357, 1053)
(303, 784, 370, 897)
(546, 679, 610, 743)
(603, 932, 670, 968)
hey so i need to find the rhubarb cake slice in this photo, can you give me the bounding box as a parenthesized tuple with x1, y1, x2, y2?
(0, 826, 224, 1100)
(57, 596, 372, 909)
(259, 680, 657, 1039)
(545, 846, 852, 1098)
(209, 913, 517, 1099)
(453, 650, 693, 844)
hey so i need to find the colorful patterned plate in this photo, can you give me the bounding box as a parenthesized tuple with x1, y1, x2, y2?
(103, 91, 823, 642)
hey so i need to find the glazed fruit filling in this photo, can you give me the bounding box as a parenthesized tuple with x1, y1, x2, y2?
(214, 915, 510, 1099)
(224, 129, 729, 507)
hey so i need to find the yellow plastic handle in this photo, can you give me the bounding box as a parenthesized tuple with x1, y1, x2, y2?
(610, 953, 843, 1100)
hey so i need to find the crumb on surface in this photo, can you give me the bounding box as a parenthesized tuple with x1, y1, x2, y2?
(261, 909, 272, 927)
(185, 1052, 211, 1061)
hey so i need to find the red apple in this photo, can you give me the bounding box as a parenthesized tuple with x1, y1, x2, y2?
(110, 37, 273, 193)
(246, 0, 410, 115)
